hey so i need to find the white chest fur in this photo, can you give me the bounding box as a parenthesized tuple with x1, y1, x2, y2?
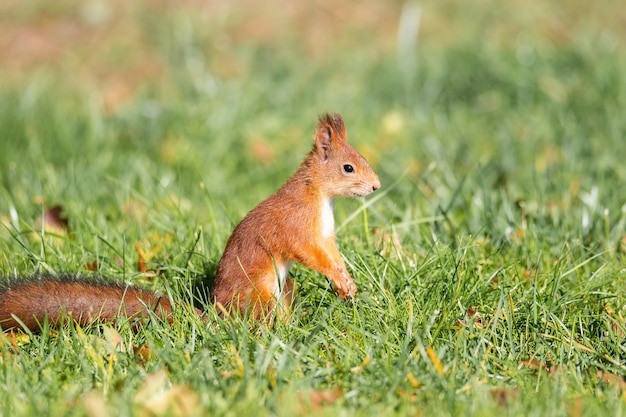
(320, 198, 335, 239)
(274, 261, 292, 299)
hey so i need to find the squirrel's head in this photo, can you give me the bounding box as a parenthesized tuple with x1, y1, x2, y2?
(313, 113, 381, 198)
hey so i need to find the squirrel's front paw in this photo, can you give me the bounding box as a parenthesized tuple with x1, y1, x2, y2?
(334, 267, 357, 300)
(344, 277, 357, 299)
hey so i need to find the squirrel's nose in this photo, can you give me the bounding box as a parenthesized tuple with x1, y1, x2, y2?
(372, 178, 381, 191)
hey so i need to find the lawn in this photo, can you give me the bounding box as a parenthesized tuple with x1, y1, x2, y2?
(1, 0, 626, 415)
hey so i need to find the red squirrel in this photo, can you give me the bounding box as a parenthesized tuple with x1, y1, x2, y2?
(0, 113, 380, 331)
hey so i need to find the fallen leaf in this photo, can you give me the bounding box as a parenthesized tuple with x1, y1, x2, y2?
(426, 347, 445, 376)
(520, 358, 550, 372)
(597, 371, 626, 391)
(298, 386, 343, 411)
(85, 260, 98, 271)
(406, 372, 420, 389)
(490, 387, 518, 407)
(35, 204, 69, 236)
(45, 205, 69, 230)
(134, 344, 155, 363)
(135, 233, 172, 275)
(457, 307, 487, 329)
(136, 242, 148, 273)
(0, 330, 29, 352)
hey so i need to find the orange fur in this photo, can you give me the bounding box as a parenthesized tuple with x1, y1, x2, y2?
(0, 277, 173, 331)
(212, 113, 380, 319)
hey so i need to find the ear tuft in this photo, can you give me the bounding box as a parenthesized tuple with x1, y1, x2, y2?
(330, 113, 346, 142)
(314, 113, 347, 160)
(317, 113, 346, 140)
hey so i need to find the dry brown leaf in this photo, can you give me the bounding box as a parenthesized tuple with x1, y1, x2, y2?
(457, 306, 487, 329)
(35, 204, 69, 236)
(0, 329, 28, 352)
(136, 242, 148, 273)
(490, 387, 519, 407)
(520, 358, 550, 372)
(597, 371, 626, 391)
(85, 260, 98, 271)
(134, 344, 155, 363)
(297, 386, 343, 411)
(135, 233, 172, 275)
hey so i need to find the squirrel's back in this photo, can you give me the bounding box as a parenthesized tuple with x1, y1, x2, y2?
(212, 113, 380, 318)
(0, 274, 173, 331)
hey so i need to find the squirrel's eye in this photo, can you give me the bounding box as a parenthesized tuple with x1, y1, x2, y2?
(343, 164, 354, 173)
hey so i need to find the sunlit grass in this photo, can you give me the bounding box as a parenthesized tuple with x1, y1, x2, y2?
(1, 1, 626, 415)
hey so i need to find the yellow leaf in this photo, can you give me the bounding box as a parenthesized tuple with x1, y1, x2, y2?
(406, 372, 420, 388)
(426, 347, 445, 376)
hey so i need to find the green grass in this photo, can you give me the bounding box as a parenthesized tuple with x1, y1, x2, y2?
(1, 1, 626, 415)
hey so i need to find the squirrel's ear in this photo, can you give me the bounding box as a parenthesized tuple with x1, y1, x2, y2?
(314, 124, 333, 162)
(314, 113, 347, 160)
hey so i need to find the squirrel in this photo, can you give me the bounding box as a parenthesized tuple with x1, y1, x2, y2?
(0, 113, 380, 331)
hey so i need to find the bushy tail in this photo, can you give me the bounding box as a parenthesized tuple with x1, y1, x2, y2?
(0, 275, 173, 332)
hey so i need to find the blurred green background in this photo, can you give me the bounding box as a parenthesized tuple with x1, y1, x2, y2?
(1, 0, 624, 271)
